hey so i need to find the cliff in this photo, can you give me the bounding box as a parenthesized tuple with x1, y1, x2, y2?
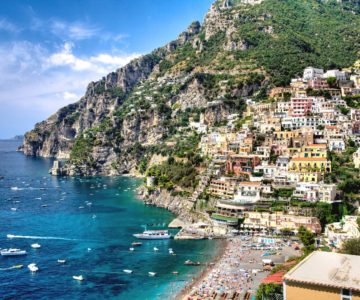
(21, 0, 359, 176)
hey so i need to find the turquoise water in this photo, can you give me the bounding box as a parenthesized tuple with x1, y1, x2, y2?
(0, 140, 217, 299)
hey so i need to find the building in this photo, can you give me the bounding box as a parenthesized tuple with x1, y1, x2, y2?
(233, 182, 262, 204)
(297, 144, 327, 158)
(303, 67, 324, 81)
(353, 148, 360, 169)
(243, 211, 321, 233)
(325, 215, 360, 248)
(328, 139, 346, 151)
(308, 77, 329, 90)
(290, 97, 313, 117)
(289, 157, 331, 173)
(208, 177, 237, 199)
(323, 69, 347, 81)
(226, 155, 261, 176)
(293, 182, 337, 203)
(284, 251, 360, 300)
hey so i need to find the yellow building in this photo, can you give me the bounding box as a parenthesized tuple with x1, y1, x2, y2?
(301, 172, 321, 182)
(298, 144, 328, 158)
(289, 157, 331, 173)
(274, 131, 296, 140)
(284, 251, 360, 300)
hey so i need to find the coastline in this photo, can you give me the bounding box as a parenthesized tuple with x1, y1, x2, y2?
(175, 239, 229, 300)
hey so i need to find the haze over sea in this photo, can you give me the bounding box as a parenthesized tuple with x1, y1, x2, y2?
(0, 139, 217, 299)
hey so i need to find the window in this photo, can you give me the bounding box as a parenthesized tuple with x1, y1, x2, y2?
(341, 289, 352, 300)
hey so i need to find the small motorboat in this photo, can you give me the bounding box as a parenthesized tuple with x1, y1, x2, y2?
(57, 259, 66, 264)
(131, 242, 142, 247)
(73, 275, 84, 281)
(184, 260, 201, 266)
(41, 204, 47, 208)
(148, 272, 156, 277)
(28, 263, 39, 272)
(10, 208, 17, 211)
(153, 247, 159, 252)
(1, 248, 27, 256)
(123, 269, 133, 274)
(169, 248, 174, 254)
(129, 247, 135, 252)
(31, 243, 41, 249)
(172, 271, 179, 275)
(12, 264, 24, 269)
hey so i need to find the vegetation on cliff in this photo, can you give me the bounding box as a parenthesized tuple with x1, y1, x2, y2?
(22, 0, 360, 181)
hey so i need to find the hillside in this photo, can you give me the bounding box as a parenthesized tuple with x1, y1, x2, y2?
(21, 0, 360, 177)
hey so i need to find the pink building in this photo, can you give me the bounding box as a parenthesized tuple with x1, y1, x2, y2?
(307, 78, 329, 90)
(290, 97, 313, 117)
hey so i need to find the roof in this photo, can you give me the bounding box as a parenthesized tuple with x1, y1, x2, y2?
(284, 251, 360, 291)
(216, 202, 246, 210)
(239, 182, 261, 186)
(262, 271, 286, 285)
(307, 144, 327, 148)
(291, 157, 328, 162)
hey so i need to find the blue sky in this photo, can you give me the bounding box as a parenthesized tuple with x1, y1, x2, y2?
(0, 0, 213, 138)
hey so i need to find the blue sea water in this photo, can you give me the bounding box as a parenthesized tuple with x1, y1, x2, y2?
(0, 140, 217, 300)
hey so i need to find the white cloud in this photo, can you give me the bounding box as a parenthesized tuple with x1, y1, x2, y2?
(0, 18, 20, 33)
(46, 42, 93, 71)
(90, 53, 140, 66)
(46, 42, 141, 74)
(0, 40, 141, 137)
(50, 20, 100, 40)
(61, 91, 79, 101)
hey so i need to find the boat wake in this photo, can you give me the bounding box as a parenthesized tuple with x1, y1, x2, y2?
(7, 234, 78, 241)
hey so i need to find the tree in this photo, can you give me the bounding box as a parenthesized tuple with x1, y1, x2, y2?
(297, 226, 315, 254)
(341, 238, 360, 256)
(256, 283, 283, 300)
(326, 76, 337, 88)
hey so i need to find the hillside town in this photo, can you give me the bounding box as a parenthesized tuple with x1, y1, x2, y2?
(143, 62, 360, 299)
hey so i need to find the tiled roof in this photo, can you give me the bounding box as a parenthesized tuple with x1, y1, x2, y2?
(291, 157, 328, 161)
(262, 271, 286, 284)
(240, 182, 261, 186)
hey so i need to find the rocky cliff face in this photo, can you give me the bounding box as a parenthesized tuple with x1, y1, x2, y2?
(21, 0, 359, 175)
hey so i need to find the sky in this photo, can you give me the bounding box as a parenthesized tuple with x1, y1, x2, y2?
(0, 0, 214, 139)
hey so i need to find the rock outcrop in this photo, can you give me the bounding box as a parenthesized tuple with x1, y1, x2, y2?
(20, 0, 359, 176)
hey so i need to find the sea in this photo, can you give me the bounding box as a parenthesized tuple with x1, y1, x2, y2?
(0, 139, 217, 300)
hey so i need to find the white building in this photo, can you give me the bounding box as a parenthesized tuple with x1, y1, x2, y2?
(325, 215, 360, 248)
(293, 182, 337, 203)
(233, 182, 261, 204)
(322, 69, 347, 81)
(328, 139, 346, 151)
(303, 67, 324, 81)
(353, 148, 360, 169)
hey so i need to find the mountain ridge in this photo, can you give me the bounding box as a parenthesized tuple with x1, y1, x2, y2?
(21, 0, 360, 176)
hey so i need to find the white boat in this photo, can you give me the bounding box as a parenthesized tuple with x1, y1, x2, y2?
(123, 269, 133, 274)
(133, 230, 171, 240)
(11, 208, 17, 211)
(1, 248, 27, 256)
(148, 272, 156, 277)
(169, 249, 174, 254)
(28, 263, 39, 272)
(129, 247, 135, 251)
(57, 259, 66, 264)
(31, 243, 41, 249)
(153, 247, 159, 252)
(73, 275, 84, 281)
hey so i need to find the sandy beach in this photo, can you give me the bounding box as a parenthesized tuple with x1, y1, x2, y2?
(176, 235, 298, 300)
